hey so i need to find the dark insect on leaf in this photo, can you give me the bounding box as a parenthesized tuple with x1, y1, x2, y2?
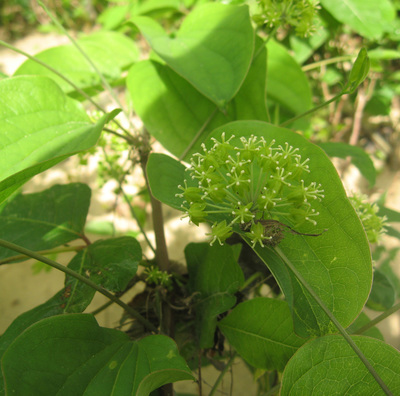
(241, 219, 327, 247)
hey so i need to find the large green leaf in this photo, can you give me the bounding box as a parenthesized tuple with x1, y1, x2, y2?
(0, 76, 119, 204)
(266, 40, 312, 129)
(0, 183, 90, 261)
(148, 120, 372, 337)
(131, 3, 254, 107)
(210, 122, 372, 337)
(127, 60, 228, 157)
(127, 35, 268, 159)
(281, 335, 400, 395)
(219, 298, 305, 371)
(1, 315, 194, 396)
(14, 31, 139, 93)
(320, 0, 395, 40)
(185, 242, 244, 348)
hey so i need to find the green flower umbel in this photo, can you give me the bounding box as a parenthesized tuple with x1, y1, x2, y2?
(350, 194, 387, 244)
(177, 133, 324, 247)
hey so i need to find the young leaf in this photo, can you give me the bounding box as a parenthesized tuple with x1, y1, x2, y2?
(218, 298, 305, 371)
(0, 76, 119, 204)
(1, 315, 194, 395)
(185, 242, 244, 348)
(344, 48, 370, 94)
(14, 31, 139, 94)
(281, 335, 400, 395)
(0, 183, 91, 261)
(130, 3, 254, 107)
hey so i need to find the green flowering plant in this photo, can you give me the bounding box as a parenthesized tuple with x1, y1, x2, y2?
(254, 0, 321, 37)
(177, 133, 324, 247)
(350, 194, 387, 244)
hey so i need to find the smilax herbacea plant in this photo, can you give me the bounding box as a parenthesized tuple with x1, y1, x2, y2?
(177, 133, 325, 247)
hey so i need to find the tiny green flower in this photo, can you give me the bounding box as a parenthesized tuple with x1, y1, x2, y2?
(179, 133, 324, 247)
(350, 194, 387, 244)
(207, 220, 233, 246)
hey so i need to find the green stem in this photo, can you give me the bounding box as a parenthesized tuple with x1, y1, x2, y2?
(279, 93, 344, 128)
(302, 55, 353, 72)
(208, 352, 236, 396)
(352, 301, 400, 335)
(0, 238, 158, 333)
(121, 188, 156, 255)
(274, 246, 393, 396)
(0, 245, 86, 265)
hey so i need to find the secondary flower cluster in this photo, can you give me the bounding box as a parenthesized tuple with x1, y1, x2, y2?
(177, 133, 324, 247)
(349, 194, 387, 244)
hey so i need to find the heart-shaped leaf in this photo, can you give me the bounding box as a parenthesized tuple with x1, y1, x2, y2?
(131, 3, 254, 107)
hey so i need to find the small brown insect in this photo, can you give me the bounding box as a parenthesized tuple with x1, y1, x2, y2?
(241, 219, 327, 247)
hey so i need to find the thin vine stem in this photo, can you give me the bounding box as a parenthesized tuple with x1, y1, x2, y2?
(0, 245, 86, 265)
(302, 55, 353, 72)
(279, 92, 344, 128)
(208, 352, 237, 396)
(37, 1, 129, 122)
(0, 238, 158, 333)
(352, 301, 400, 335)
(274, 246, 393, 396)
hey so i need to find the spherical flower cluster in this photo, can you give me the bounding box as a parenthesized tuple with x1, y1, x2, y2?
(177, 133, 324, 247)
(349, 194, 387, 244)
(254, 0, 321, 38)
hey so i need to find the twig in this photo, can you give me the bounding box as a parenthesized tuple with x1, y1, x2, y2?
(0, 238, 158, 333)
